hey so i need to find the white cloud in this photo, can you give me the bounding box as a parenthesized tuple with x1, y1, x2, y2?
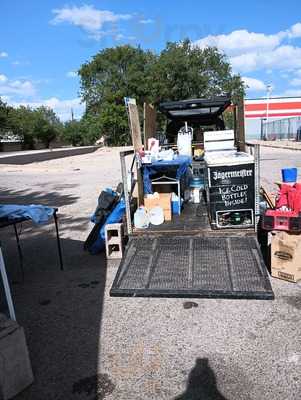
(0, 51, 8, 58)
(1, 73, 84, 121)
(114, 33, 136, 41)
(9, 97, 85, 121)
(66, 71, 77, 78)
(51, 4, 132, 40)
(288, 23, 301, 38)
(242, 76, 266, 91)
(139, 18, 154, 24)
(294, 69, 301, 77)
(11, 60, 30, 67)
(0, 77, 36, 97)
(194, 22, 301, 73)
(277, 88, 301, 97)
(0, 74, 8, 83)
(230, 45, 301, 72)
(195, 29, 283, 57)
(290, 78, 301, 87)
(0, 95, 11, 102)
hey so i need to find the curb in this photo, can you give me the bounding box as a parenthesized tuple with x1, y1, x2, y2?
(258, 143, 301, 151)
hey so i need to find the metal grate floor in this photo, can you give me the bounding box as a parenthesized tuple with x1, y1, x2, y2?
(110, 236, 274, 299)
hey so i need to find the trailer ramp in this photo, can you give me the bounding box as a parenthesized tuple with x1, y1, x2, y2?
(110, 236, 274, 300)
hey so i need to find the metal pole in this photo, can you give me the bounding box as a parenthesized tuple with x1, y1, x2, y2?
(53, 211, 64, 271)
(0, 245, 16, 321)
(120, 152, 132, 235)
(13, 223, 24, 281)
(254, 144, 260, 232)
(265, 84, 272, 140)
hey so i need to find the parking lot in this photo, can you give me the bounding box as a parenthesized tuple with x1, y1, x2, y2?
(1, 146, 301, 400)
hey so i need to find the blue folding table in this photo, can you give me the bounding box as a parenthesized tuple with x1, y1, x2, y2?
(0, 207, 63, 280)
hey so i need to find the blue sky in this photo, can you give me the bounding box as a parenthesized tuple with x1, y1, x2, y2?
(1, 0, 301, 120)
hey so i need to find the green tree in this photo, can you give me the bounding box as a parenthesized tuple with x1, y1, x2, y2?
(5, 105, 61, 149)
(9, 106, 36, 149)
(78, 41, 245, 145)
(79, 113, 103, 145)
(62, 120, 84, 146)
(150, 40, 244, 104)
(33, 106, 62, 148)
(224, 109, 235, 129)
(79, 45, 156, 111)
(0, 98, 12, 138)
(97, 102, 129, 146)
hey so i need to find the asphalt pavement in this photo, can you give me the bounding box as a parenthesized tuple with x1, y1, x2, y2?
(0, 146, 300, 400)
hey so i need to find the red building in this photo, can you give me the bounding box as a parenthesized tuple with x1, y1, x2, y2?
(245, 97, 301, 139)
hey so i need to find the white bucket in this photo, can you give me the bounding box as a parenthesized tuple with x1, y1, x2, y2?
(149, 206, 164, 225)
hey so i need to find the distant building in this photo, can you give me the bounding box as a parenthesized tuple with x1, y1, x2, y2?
(245, 97, 301, 140)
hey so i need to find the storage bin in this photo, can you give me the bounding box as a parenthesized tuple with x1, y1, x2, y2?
(282, 168, 297, 183)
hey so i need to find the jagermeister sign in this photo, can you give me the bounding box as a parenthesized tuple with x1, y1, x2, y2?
(208, 163, 255, 210)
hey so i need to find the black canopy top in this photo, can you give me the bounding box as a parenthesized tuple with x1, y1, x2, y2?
(159, 96, 231, 124)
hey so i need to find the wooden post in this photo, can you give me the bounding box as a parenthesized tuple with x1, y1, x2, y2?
(128, 103, 143, 151)
(143, 103, 157, 150)
(127, 102, 144, 205)
(236, 97, 246, 152)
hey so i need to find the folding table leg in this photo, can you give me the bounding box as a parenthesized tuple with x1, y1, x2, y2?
(0, 245, 16, 320)
(13, 223, 24, 282)
(53, 212, 64, 271)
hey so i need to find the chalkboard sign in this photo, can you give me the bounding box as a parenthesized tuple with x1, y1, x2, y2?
(207, 163, 255, 217)
(209, 163, 255, 188)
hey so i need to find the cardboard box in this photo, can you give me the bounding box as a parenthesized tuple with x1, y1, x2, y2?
(144, 193, 172, 221)
(271, 231, 301, 283)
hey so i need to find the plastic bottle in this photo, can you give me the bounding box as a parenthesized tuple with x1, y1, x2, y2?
(134, 207, 149, 229)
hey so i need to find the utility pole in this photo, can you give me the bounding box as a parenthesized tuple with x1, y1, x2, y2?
(265, 84, 272, 140)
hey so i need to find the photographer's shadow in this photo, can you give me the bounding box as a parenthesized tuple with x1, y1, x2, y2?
(175, 358, 228, 400)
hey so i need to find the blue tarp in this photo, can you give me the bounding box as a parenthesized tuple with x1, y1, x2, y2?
(89, 198, 126, 255)
(0, 204, 55, 224)
(142, 155, 192, 194)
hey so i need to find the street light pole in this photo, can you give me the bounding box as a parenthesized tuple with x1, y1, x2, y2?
(265, 84, 272, 140)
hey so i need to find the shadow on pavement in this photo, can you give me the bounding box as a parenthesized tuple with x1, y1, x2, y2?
(0, 146, 99, 165)
(174, 358, 228, 400)
(0, 187, 79, 208)
(0, 185, 111, 399)
(1, 231, 109, 399)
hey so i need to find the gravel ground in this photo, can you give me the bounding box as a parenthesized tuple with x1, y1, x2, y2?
(0, 146, 301, 400)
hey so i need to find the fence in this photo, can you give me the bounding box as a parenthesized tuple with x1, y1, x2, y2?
(262, 116, 301, 141)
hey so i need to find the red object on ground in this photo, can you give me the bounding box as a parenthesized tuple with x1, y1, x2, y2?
(263, 183, 301, 232)
(276, 183, 292, 208)
(287, 186, 296, 210)
(262, 209, 301, 232)
(293, 183, 301, 212)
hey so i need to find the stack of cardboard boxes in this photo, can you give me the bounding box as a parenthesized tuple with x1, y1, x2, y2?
(262, 181, 301, 283)
(144, 193, 172, 221)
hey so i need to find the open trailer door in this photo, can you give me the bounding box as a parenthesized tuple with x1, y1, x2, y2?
(113, 100, 274, 300)
(110, 235, 274, 300)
